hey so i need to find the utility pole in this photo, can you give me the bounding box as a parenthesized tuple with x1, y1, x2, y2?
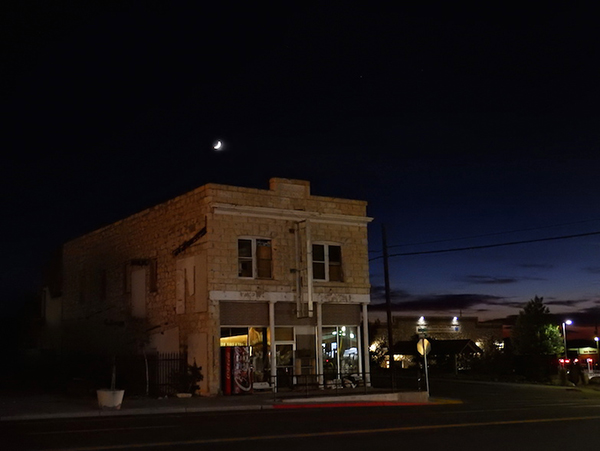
(382, 224, 395, 389)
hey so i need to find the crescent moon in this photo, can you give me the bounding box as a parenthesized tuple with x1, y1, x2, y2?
(213, 140, 223, 150)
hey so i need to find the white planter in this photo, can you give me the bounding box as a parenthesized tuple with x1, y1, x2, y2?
(97, 389, 125, 410)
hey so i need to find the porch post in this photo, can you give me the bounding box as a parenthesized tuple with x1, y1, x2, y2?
(269, 301, 277, 392)
(316, 301, 324, 388)
(362, 302, 371, 387)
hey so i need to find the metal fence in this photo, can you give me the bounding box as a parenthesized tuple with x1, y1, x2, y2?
(114, 352, 188, 397)
(147, 352, 188, 397)
(244, 369, 428, 399)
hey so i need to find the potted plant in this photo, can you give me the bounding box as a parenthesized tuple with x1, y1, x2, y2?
(175, 361, 203, 398)
(97, 356, 125, 410)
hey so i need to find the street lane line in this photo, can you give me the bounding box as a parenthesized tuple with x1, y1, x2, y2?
(49, 414, 600, 451)
(30, 425, 178, 435)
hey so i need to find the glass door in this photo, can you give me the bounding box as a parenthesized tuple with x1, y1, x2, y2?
(275, 343, 294, 389)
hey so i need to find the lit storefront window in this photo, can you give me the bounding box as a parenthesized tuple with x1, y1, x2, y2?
(220, 327, 271, 383)
(322, 326, 359, 379)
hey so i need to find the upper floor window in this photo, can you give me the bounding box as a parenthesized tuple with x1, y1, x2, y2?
(312, 244, 343, 282)
(238, 238, 272, 279)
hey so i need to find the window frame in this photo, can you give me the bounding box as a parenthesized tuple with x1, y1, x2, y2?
(238, 237, 273, 279)
(312, 243, 343, 282)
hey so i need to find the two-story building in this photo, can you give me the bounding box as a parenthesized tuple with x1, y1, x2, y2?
(48, 178, 373, 395)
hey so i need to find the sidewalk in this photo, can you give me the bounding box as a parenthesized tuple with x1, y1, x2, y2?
(0, 388, 436, 422)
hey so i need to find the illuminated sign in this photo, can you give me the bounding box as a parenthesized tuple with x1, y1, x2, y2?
(416, 325, 460, 334)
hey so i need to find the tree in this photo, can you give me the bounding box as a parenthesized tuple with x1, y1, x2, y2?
(511, 296, 563, 382)
(512, 296, 563, 357)
(368, 319, 388, 368)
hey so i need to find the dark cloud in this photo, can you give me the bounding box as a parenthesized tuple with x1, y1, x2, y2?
(498, 299, 600, 327)
(462, 275, 518, 285)
(549, 308, 600, 328)
(545, 298, 590, 308)
(369, 293, 505, 312)
(583, 266, 600, 274)
(489, 299, 527, 309)
(517, 263, 554, 269)
(578, 306, 600, 323)
(460, 275, 546, 285)
(369, 285, 411, 303)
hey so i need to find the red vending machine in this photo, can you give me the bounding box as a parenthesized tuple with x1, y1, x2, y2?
(221, 346, 253, 395)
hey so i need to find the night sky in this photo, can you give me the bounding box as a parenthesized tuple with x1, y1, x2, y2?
(3, 3, 600, 336)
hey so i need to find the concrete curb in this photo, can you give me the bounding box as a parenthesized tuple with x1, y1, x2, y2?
(1, 404, 275, 422)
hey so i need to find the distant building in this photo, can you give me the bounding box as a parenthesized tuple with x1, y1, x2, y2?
(44, 178, 373, 395)
(390, 315, 504, 346)
(369, 315, 504, 369)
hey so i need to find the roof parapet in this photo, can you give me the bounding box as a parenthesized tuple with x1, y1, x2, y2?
(269, 178, 310, 198)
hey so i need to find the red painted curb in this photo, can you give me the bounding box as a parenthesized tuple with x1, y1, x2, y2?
(273, 402, 429, 409)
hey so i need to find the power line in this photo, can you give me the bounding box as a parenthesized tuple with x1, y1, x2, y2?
(368, 230, 600, 261)
(389, 218, 600, 249)
(368, 218, 600, 254)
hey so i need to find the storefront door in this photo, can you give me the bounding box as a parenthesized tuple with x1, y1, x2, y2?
(275, 343, 294, 389)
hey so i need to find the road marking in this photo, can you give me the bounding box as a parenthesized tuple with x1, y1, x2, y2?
(50, 415, 600, 450)
(30, 425, 177, 435)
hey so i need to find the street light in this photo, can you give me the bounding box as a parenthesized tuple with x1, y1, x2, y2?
(562, 320, 572, 362)
(595, 336, 599, 370)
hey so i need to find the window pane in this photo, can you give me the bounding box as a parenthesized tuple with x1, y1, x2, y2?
(239, 260, 253, 277)
(312, 244, 325, 262)
(329, 245, 341, 263)
(256, 239, 272, 278)
(220, 327, 249, 346)
(249, 327, 270, 383)
(339, 326, 359, 375)
(313, 262, 325, 280)
(256, 245, 271, 259)
(276, 344, 294, 367)
(275, 327, 294, 341)
(257, 259, 272, 278)
(238, 239, 252, 257)
(256, 239, 271, 250)
(322, 327, 338, 378)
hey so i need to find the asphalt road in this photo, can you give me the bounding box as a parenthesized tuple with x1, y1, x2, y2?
(5, 379, 600, 451)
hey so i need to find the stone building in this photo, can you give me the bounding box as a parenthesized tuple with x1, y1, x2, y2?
(48, 178, 373, 395)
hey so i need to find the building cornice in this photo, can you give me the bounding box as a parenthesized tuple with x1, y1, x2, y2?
(211, 203, 373, 226)
(210, 290, 370, 304)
